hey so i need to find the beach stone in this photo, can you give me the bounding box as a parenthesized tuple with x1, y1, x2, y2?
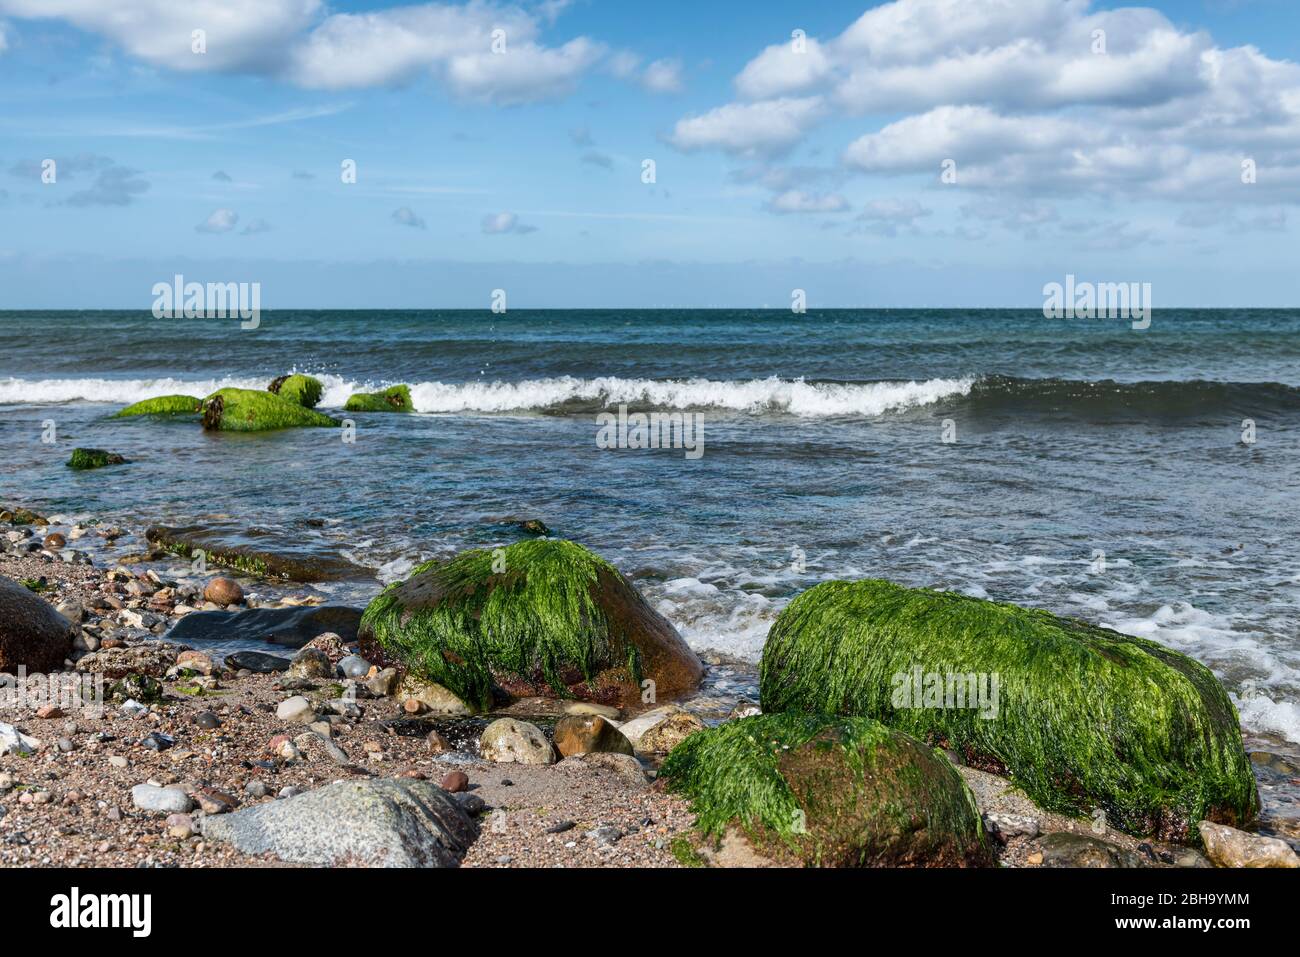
(166, 605, 363, 649)
(194, 711, 221, 730)
(0, 722, 40, 757)
(426, 730, 451, 753)
(193, 787, 238, 815)
(1038, 832, 1141, 868)
(166, 813, 194, 839)
(175, 650, 217, 676)
(366, 667, 399, 697)
(480, 718, 555, 765)
(146, 524, 364, 583)
(395, 674, 471, 714)
(0, 575, 77, 673)
(200, 778, 477, 867)
(983, 812, 1041, 842)
(565, 752, 649, 785)
(439, 771, 469, 793)
(245, 780, 269, 798)
(203, 577, 244, 607)
(43, 533, 66, 550)
(456, 793, 486, 816)
(1198, 821, 1300, 868)
(302, 632, 348, 661)
(224, 651, 290, 674)
(131, 784, 194, 814)
(338, 655, 372, 679)
(564, 702, 621, 719)
(553, 714, 634, 758)
(293, 731, 350, 765)
(109, 674, 163, 704)
(638, 711, 705, 753)
(77, 643, 179, 679)
(289, 647, 332, 679)
(276, 696, 315, 724)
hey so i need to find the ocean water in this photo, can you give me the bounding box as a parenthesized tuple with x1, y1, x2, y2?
(2, 308, 1299, 751)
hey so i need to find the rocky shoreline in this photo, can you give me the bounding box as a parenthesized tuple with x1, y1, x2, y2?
(2, 503, 1298, 869)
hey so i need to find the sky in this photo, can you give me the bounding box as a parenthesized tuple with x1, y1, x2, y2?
(1, 0, 1299, 307)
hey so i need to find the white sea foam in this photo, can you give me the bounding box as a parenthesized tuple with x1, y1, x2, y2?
(0, 374, 974, 419)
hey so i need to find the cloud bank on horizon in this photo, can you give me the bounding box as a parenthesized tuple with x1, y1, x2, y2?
(0, 0, 1298, 306)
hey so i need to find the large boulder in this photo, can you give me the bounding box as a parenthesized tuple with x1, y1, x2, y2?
(661, 713, 994, 867)
(344, 385, 412, 413)
(112, 395, 202, 418)
(199, 778, 476, 867)
(359, 539, 703, 712)
(267, 374, 324, 409)
(0, 575, 76, 673)
(201, 387, 338, 432)
(759, 579, 1259, 841)
(1198, 822, 1299, 868)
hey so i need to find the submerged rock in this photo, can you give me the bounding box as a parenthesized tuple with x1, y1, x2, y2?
(0, 575, 76, 673)
(201, 387, 338, 432)
(660, 713, 993, 868)
(267, 374, 324, 409)
(112, 395, 202, 418)
(343, 384, 413, 413)
(759, 579, 1259, 841)
(1037, 832, 1142, 868)
(201, 778, 477, 866)
(359, 539, 703, 712)
(66, 448, 127, 470)
(146, 524, 364, 582)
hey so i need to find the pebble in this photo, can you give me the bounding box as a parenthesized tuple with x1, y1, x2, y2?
(194, 711, 221, 730)
(108, 756, 128, 769)
(439, 771, 469, 793)
(545, 820, 576, 834)
(139, 732, 174, 752)
(131, 784, 194, 814)
(275, 695, 315, 724)
(337, 655, 372, 679)
(277, 786, 304, 800)
(245, 780, 269, 798)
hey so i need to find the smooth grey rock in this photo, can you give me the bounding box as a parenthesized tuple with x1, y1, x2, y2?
(131, 784, 194, 813)
(276, 695, 315, 723)
(200, 778, 476, 867)
(224, 650, 291, 673)
(337, 655, 372, 679)
(480, 718, 554, 765)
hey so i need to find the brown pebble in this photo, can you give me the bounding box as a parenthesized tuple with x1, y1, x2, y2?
(426, 730, 450, 753)
(35, 705, 63, 719)
(43, 533, 67, 550)
(203, 577, 244, 607)
(440, 771, 469, 793)
(403, 698, 423, 714)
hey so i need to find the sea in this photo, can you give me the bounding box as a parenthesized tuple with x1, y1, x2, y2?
(2, 308, 1298, 832)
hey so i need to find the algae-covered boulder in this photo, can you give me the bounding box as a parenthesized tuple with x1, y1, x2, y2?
(759, 580, 1259, 841)
(344, 385, 413, 413)
(201, 388, 338, 432)
(67, 448, 127, 470)
(359, 539, 703, 712)
(661, 713, 994, 867)
(268, 374, 324, 409)
(112, 395, 202, 418)
(146, 525, 365, 583)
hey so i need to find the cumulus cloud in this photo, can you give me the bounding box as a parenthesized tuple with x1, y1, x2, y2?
(669, 0, 1300, 204)
(856, 198, 932, 236)
(0, 1, 658, 105)
(481, 211, 536, 234)
(668, 97, 826, 156)
(195, 208, 238, 232)
(392, 206, 426, 229)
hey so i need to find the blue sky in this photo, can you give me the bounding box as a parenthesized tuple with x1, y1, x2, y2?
(1, 0, 1299, 307)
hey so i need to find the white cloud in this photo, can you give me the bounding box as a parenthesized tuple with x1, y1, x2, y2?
(446, 37, 603, 105)
(196, 208, 238, 233)
(765, 189, 849, 214)
(668, 97, 826, 156)
(481, 211, 536, 234)
(0, 0, 321, 72)
(642, 58, 684, 94)
(670, 0, 1300, 203)
(0, 21, 8, 53)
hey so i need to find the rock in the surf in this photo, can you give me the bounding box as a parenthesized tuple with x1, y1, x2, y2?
(201, 387, 338, 432)
(267, 374, 324, 409)
(758, 579, 1259, 841)
(358, 539, 703, 712)
(0, 575, 76, 673)
(660, 713, 994, 867)
(1198, 821, 1300, 868)
(112, 395, 202, 418)
(66, 448, 127, 470)
(343, 384, 413, 413)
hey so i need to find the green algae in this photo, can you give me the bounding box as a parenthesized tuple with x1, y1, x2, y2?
(268, 374, 324, 409)
(67, 448, 127, 470)
(758, 579, 1259, 840)
(343, 385, 413, 413)
(201, 388, 338, 432)
(660, 712, 992, 867)
(112, 395, 202, 418)
(360, 539, 643, 712)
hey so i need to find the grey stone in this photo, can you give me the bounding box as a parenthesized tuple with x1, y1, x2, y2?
(131, 784, 194, 813)
(200, 778, 476, 867)
(337, 655, 372, 679)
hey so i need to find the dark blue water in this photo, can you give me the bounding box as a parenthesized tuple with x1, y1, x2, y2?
(2, 309, 1299, 753)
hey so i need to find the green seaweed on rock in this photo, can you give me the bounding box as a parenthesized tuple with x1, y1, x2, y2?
(112, 395, 202, 418)
(360, 539, 642, 711)
(343, 385, 413, 413)
(67, 448, 127, 470)
(201, 388, 339, 432)
(758, 579, 1259, 841)
(659, 712, 993, 867)
(268, 374, 324, 409)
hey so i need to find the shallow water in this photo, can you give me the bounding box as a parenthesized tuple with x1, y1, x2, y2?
(2, 309, 1298, 759)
